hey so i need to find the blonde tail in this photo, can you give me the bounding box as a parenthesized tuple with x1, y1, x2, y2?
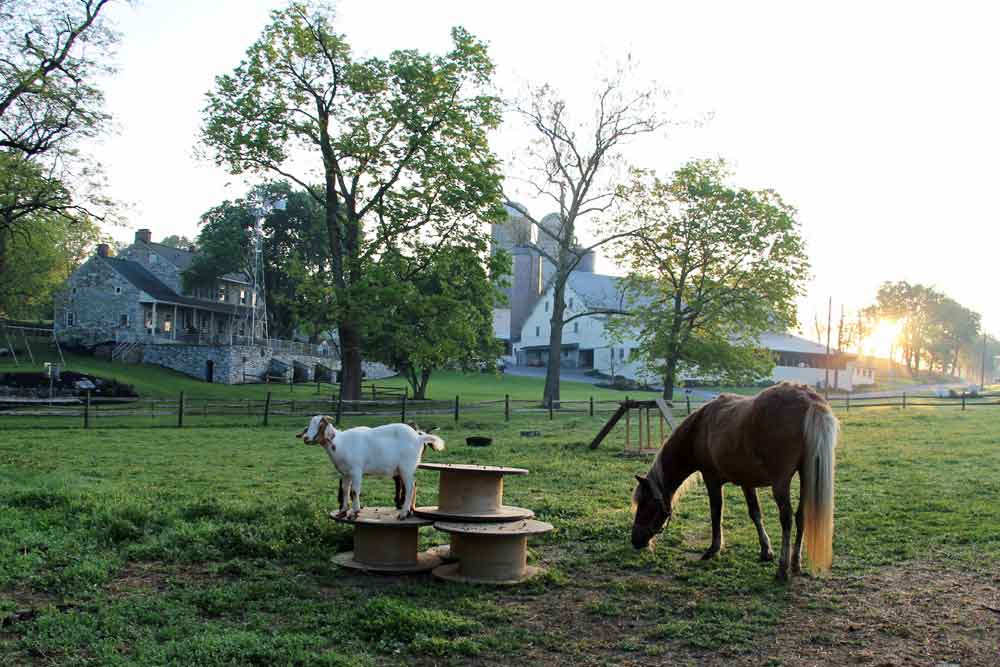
(802, 402, 838, 573)
(420, 434, 445, 452)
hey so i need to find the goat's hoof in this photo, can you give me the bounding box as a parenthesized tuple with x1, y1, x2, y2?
(346, 511, 360, 521)
(334, 510, 348, 519)
(760, 549, 775, 562)
(397, 511, 412, 520)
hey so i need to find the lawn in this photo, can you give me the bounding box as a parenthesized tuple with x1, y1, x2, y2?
(0, 353, 649, 403)
(1, 404, 998, 666)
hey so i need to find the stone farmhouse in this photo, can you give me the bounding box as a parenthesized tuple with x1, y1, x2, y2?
(491, 206, 876, 391)
(54, 229, 338, 384)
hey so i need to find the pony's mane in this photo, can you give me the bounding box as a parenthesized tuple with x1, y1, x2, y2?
(649, 446, 700, 509)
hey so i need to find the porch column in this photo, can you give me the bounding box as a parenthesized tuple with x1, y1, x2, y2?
(151, 302, 157, 335)
(210, 311, 215, 343)
(173, 304, 178, 340)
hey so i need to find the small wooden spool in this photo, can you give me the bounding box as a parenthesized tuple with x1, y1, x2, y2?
(331, 507, 443, 573)
(414, 463, 533, 522)
(431, 520, 553, 585)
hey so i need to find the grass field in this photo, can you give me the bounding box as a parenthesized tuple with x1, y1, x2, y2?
(1, 404, 998, 666)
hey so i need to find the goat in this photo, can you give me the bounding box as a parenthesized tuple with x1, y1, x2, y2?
(296, 416, 445, 520)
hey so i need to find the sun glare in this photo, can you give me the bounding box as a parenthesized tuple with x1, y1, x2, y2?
(865, 319, 903, 359)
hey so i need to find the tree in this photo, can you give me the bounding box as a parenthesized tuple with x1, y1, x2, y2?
(609, 160, 810, 399)
(366, 244, 508, 399)
(0, 0, 119, 280)
(184, 183, 328, 339)
(505, 65, 667, 405)
(0, 212, 105, 319)
(871, 281, 942, 375)
(158, 234, 196, 250)
(200, 2, 503, 399)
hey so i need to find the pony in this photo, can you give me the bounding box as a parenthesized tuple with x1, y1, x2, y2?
(630, 383, 838, 580)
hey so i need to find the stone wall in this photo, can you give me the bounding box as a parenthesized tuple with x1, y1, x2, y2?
(141, 343, 338, 385)
(55, 257, 144, 342)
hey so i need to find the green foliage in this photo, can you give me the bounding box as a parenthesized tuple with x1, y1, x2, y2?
(184, 183, 329, 339)
(199, 2, 505, 397)
(610, 160, 810, 397)
(366, 244, 510, 398)
(0, 209, 105, 318)
(158, 234, 196, 250)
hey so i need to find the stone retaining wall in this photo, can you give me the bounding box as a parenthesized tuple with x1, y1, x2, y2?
(141, 344, 337, 385)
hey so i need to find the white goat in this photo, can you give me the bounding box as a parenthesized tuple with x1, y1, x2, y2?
(296, 416, 445, 520)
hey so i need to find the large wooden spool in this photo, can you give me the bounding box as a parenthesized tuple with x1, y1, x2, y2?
(414, 463, 533, 522)
(331, 507, 443, 573)
(431, 520, 554, 584)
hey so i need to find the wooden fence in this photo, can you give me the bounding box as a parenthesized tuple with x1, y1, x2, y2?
(1, 389, 998, 430)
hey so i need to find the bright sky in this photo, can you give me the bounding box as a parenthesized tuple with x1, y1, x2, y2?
(94, 0, 1000, 337)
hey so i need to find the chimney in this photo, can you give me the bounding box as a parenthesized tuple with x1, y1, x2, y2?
(135, 229, 152, 244)
(96, 243, 110, 257)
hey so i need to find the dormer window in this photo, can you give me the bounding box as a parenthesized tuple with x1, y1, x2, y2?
(240, 289, 247, 305)
(218, 285, 227, 302)
(114, 286, 122, 294)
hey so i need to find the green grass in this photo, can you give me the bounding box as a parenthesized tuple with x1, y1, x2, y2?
(0, 353, 645, 402)
(2, 405, 998, 665)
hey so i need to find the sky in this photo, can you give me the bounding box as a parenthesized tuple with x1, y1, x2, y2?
(92, 0, 1000, 338)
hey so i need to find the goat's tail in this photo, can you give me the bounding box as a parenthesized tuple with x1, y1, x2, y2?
(801, 400, 838, 574)
(420, 434, 445, 452)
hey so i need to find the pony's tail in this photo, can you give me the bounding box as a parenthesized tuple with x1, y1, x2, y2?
(802, 401, 838, 574)
(420, 434, 445, 452)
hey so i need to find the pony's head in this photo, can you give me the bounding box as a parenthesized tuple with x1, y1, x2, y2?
(631, 474, 671, 550)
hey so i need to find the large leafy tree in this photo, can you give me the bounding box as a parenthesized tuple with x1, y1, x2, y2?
(200, 2, 504, 399)
(0, 0, 119, 281)
(184, 183, 328, 339)
(610, 160, 810, 399)
(366, 244, 508, 399)
(870, 281, 942, 374)
(0, 213, 105, 319)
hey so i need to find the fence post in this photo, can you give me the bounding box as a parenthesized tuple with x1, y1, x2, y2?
(454, 395, 460, 422)
(372, 385, 377, 401)
(846, 393, 850, 412)
(316, 380, 320, 395)
(289, 376, 293, 392)
(505, 394, 510, 422)
(961, 392, 966, 411)
(902, 392, 907, 409)
(264, 392, 272, 426)
(401, 394, 407, 423)
(686, 394, 691, 415)
(83, 391, 90, 429)
(589, 396, 594, 417)
(335, 385, 344, 425)
(177, 391, 185, 428)
(548, 397, 553, 420)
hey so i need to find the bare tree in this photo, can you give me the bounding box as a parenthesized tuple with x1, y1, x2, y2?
(506, 66, 668, 405)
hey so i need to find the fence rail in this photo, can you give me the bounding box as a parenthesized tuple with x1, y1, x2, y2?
(0, 389, 998, 429)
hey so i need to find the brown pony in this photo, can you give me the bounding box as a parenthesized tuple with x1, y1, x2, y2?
(631, 383, 838, 580)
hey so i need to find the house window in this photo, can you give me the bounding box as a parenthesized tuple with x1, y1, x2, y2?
(573, 322, 578, 334)
(216, 319, 224, 334)
(218, 285, 227, 302)
(544, 301, 548, 312)
(163, 315, 172, 333)
(71, 287, 77, 295)
(568, 298, 573, 308)
(240, 289, 247, 305)
(619, 348, 625, 360)
(114, 286, 122, 294)
(535, 325, 540, 337)
(119, 313, 129, 327)
(66, 312, 75, 326)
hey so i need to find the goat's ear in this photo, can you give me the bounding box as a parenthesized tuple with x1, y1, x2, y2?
(635, 474, 648, 485)
(295, 429, 306, 439)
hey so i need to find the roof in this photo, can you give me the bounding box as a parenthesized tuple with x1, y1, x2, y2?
(102, 257, 253, 315)
(567, 272, 630, 311)
(758, 332, 831, 355)
(146, 242, 249, 284)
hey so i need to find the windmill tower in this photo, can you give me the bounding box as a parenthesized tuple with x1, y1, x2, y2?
(247, 196, 285, 346)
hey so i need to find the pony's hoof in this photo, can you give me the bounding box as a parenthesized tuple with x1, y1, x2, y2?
(700, 548, 720, 561)
(760, 550, 775, 562)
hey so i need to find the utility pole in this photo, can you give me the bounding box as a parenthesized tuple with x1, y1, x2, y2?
(981, 332, 988, 391)
(824, 297, 832, 398)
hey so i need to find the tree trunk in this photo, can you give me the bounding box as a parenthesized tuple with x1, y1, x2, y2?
(543, 283, 568, 406)
(338, 322, 363, 401)
(662, 355, 678, 401)
(413, 368, 431, 400)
